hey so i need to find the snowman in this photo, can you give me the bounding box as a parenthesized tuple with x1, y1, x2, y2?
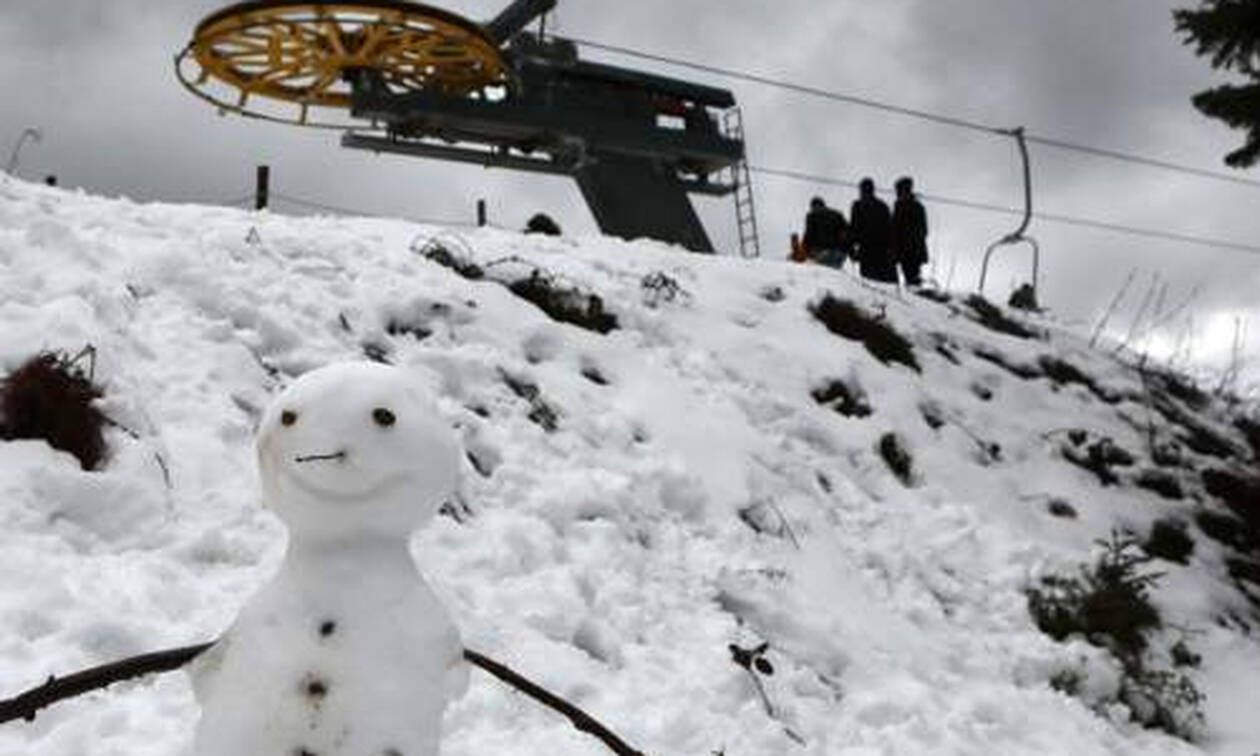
(190, 362, 468, 756)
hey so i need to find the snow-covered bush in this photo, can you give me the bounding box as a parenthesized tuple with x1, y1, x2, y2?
(507, 270, 618, 334)
(1143, 518, 1194, 565)
(877, 432, 916, 486)
(964, 294, 1044, 340)
(809, 295, 919, 372)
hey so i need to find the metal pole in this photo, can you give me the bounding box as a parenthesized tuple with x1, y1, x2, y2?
(255, 165, 270, 210)
(1010, 127, 1033, 240)
(477, 198, 487, 227)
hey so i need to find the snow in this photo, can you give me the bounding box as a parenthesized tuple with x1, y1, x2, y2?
(1, 174, 1258, 756)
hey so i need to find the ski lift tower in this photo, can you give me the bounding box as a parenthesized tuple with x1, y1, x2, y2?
(176, 0, 757, 254)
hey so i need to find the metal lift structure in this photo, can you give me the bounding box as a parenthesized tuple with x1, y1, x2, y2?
(175, 0, 759, 255)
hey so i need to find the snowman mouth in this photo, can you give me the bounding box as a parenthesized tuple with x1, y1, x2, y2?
(294, 451, 348, 464)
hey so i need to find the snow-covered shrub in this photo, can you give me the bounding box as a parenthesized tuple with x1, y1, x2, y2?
(1046, 498, 1078, 519)
(973, 345, 1043, 379)
(877, 432, 915, 486)
(498, 368, 560, 432)
(640, 271, 690, 308)
(964, 294, 1044, 340)
(811, 377, 872, 418)
(913, 287, 952, 305)
(1148, 390, 1240, 460)
(1194, 509, 1250, 552)
(1027, 531, 1204, 740)
(1200, 467, 1259, 563)
(0, 351, 107, 470)
(1234, 413, 1260, 460)
(809, 295, 919, 373)
(1148, 369, 1210, 411)
(1143, 518, 1194, 565)
(737, 499, 799, 546)
(1060, 432, 1135, 487)
(759, 284, 786, 302)
(1038, 355, 1117, 403)
(1133, 468, 1184, 500)
(417, 237, 485, 280)
(918, 400, 946, 430)
(507, 270, 618, 334)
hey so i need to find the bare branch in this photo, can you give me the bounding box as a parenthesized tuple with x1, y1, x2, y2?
(0, 643, 652, 756)
(462, 649, 648, 756)
(0, 643, 212, 725)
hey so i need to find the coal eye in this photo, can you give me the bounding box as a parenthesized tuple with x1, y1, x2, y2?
(280, 410, 298, 427)
(372, 408, 396, 427)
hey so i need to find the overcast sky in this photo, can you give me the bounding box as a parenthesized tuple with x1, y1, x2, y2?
(2, 0, 1258, 386)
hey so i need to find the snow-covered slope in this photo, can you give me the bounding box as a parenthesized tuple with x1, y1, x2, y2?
(1, 176, 1258, 756)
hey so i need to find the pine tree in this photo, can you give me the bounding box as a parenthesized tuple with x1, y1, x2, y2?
(1174, 0, 1260, 167)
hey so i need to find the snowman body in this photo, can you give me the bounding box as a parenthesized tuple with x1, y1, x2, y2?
(190, 362, 466, 756)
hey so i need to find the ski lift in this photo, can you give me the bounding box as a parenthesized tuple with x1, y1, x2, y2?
(978, 126, 1040, 307)
(174, 0, 755, 253)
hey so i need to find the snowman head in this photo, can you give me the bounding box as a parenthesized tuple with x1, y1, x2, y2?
(257, 362, 458, 542)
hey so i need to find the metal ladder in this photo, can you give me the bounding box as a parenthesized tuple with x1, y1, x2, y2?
(722, 108, 761, 258)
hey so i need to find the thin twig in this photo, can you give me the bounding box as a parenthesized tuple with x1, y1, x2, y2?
(102, 416, 142, 440)
(1090, 267, 1137, 347)
(153, 452, 173, 490)
(0, 643, 212, 725)
(1112, 271, 1160, 355)
(463, 649, 648, 756)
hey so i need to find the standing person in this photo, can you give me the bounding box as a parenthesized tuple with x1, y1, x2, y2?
(802, 196, 850, 268)
(891, 176, 929, 287)
(849, 178, 896, 284)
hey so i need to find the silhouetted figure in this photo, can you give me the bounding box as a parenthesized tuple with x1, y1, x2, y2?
(891, 176, 928, 287)
(524, 212, 562, 236)
(802, 196, 850, 268)
(850, 178, 896, 283)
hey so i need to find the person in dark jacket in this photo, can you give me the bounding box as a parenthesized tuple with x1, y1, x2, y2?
(802, 196, 850, 268)
(891, 176, 929, 287)
(849, 178, 896, 283)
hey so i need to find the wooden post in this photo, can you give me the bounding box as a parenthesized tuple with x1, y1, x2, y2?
(477, 198, 487, 227)
(255, 165, 270, 210)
